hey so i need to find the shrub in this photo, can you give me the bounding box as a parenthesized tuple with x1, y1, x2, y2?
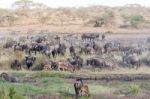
(130, 15, 144, 28)
(128, 84, 141, 95)
(93, 17, 104, 27)
(32, 54, 48, 70)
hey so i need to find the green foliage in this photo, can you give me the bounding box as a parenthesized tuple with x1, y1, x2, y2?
(128, 84, 141, 95)
(0, 87, 26, 99)
(9, 87, 16, 99)
(130, 15, 144, 28)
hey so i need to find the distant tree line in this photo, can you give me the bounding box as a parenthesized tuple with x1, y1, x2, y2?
(0, 0, 149, 28)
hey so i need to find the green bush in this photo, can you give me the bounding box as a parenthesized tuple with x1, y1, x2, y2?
(130, 15, 144, 28)
(128, 84, 141, 95)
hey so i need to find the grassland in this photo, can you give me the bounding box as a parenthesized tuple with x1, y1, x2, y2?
(0, 71, 150, 99)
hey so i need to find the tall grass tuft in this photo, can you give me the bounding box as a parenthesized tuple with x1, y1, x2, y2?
(128, 84, 141, 95)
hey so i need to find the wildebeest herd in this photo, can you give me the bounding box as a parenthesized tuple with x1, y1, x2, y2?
(2, 31, 150, 97)
(1, 31, 150, 72)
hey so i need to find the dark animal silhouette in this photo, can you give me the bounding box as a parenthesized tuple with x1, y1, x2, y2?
(0, 72, 19, 83)
(10, 59, 22, 70)
(25, 56, 36, 69)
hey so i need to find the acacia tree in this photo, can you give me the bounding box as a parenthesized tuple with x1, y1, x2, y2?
(12, 0, 33, 9)
(12, 0, 34, 16)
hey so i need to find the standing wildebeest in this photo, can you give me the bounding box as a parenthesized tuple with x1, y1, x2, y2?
(25, 56, 36, 69)
(3, 40, 17, 49)
(103, 42, 120, 54)
(123, 54, 141, 69)
(0, 72, 19, 83)
(14, 43, 22, 51)
(80, 44, 92, 55)
(129, 48, 142, 55)
(103, 42, 112, 53)
(93, 43, 104, 55)
(57, 43, 66, 56)
(10, 59, 22, 70)
(102, 34, 105, 41)
(31, 35, 46, 43)
(81, 33, 99, 41)
(69, 45, 75, 55)
(74, 78, 89, 97)
(51, 48, 57, 58)
(87, 58, 114, 70)
(87, 58, 105, 70)
(68, 56, 83, 70)
(146, 53, 150, 65)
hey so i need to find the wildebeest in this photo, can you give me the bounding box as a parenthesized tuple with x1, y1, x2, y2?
(57, 43, 66, 56)
(31, 35, 46, 43)
(123, 54, 141, 69)
(87, 57, 114, 70)
(69, 45, 75, 55)
(14, 43, 22, 51)
(93, 42, 104, 55)
(25, 55, 36, 69)
(87, 58, 105, 69)
(129, 48, 142, 55)
(103, 42, 112, 53)
(102, 34, 105, 41)
(3, 40, 17, 49)
(80, 44, 92, 55)
(68, 56, 83, 70)
(51, 48, 57, 58)
(146, 53, 150, 65)
(10, 59, 22, 70)
(103, 42, 120, 54)
(81, 33, 99, 41)
(0, 72, 19, 83)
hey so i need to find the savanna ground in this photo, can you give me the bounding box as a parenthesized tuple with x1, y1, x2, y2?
(0, 28, 150, 99)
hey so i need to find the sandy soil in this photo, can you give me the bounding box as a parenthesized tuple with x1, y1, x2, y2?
(0, 25, 150, 34)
